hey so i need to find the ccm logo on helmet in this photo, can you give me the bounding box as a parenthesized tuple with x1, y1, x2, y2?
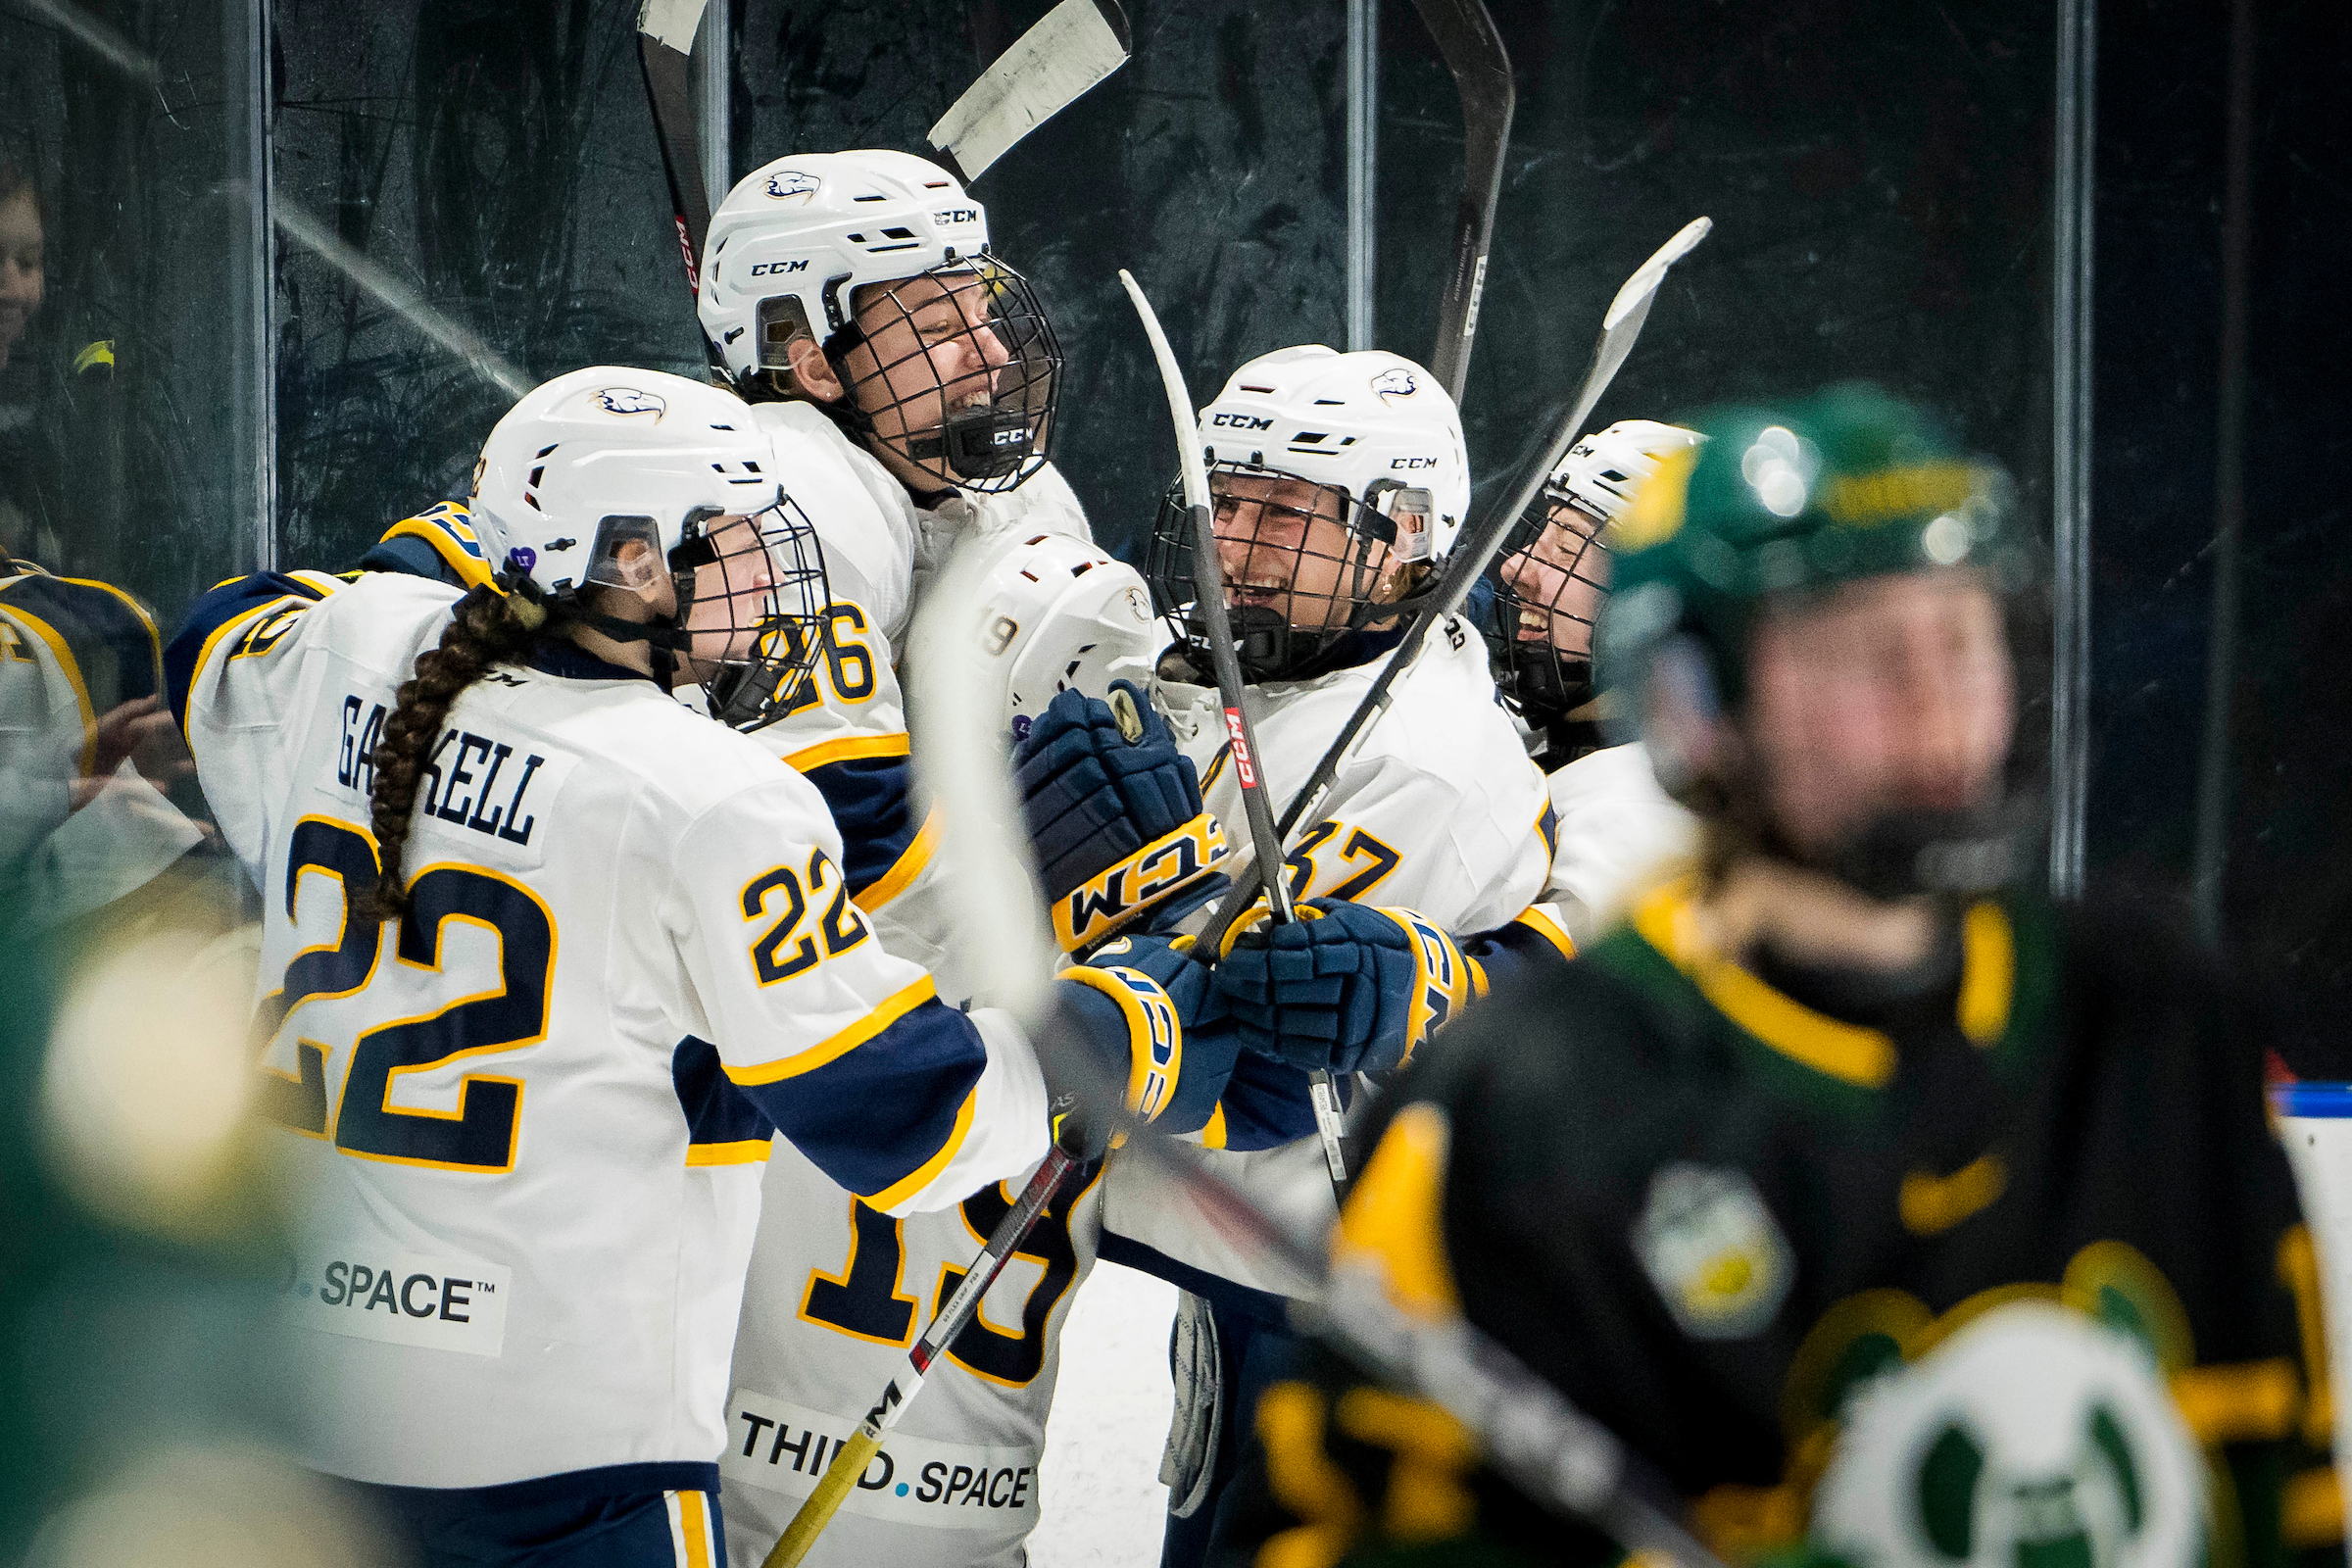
(749, 260, 810, 276)
(1211, 413, 1274, 431)
(1390, 456, 1439, 470)
(934, 207, 981, 225)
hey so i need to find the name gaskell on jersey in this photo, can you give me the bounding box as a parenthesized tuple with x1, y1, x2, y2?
(333, 688, 550, 849)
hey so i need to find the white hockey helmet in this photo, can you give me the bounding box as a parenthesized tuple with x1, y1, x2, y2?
(1489, 418, 1705, 732)
(698, 150, 988, 381)
(1197, 346, 1471, 558)
(695, 150, 1060, 492)
(1547, 418, 1705, 525)
(912, 528, 1158, 738)
(467, 367, 829, 728)
(1151, 346, 1469, 681)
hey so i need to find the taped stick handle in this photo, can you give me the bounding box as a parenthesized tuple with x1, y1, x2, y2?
(762, 1424, 883, 1568)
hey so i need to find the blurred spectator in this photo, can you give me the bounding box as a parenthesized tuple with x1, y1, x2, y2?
(0, 153, 64, 567)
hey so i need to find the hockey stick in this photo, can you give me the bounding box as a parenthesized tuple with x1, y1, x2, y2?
(928, 0, 1132, 183)
(1409, 0, 1514, 403)
(635, 0, 728, 380)
(761, 1144, 1081, 1568)
(1196, 217, 1714, 955)
(760, 533, 1076, 1567)
(1117, 269, 1350, 1189)
(894, 554, 1730, 1565)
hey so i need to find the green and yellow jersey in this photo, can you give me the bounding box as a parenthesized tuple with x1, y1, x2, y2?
(1230, 877, 2341, 1567)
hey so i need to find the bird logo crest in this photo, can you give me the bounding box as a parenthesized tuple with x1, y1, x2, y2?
(595, 387, 666, 417)
(764, 170, 822, 202)
(1371, 368, 1419, 402)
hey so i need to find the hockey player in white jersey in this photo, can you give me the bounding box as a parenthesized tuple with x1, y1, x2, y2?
(691, 148, 1094, 991)
(163, 368, 1232, 1567)
(1009, 345, 1550, 1563)
(1488, 417, 1704, 945)
(368, 150, 1089, 986)
(718, 528, 1338, 1568)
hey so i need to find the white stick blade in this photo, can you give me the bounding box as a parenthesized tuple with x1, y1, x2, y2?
(906, 541, 1058, 1028)
(929, 0, 1129, 179)
(1118, 270, 1212, 513)
(638, 0, 710, 52)
(1601, 216, 1712, 330)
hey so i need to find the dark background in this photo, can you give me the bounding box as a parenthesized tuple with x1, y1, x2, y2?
(1, 0, 2346, 1053)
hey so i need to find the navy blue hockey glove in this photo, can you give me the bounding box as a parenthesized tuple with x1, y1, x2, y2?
(1214, 900, 1478, 1076)
(1014, 681, 1230, 952)
(1048, 934, 1239, 1157)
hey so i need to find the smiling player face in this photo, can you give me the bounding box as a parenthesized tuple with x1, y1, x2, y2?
(1208, 470, 1405, 636)
(838, 270, 1013, 485)
(1499, 497, 1609, 659)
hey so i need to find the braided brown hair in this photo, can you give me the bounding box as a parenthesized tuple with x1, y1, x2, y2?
(365, 583, 547, 920)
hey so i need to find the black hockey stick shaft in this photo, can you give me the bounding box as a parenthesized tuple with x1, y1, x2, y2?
(1409, 0, 1514, 404)
(1118, 270, 1350, 1186)
(763, 1144, 1079, 1566)
(636, 0, 729, 381)
(1194, 217, 1713, 956)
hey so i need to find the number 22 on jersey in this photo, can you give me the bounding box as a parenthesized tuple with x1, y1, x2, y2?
(260, 814, 554, 1173)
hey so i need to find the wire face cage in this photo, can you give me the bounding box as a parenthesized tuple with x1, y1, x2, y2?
(1489, 484, 1610, 729)
(1146, 461, 1416, 683)
(675, 493, 833, 731)
(826, 253, 1061, 495)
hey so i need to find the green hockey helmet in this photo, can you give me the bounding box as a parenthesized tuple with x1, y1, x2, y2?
(1594, 384, 2038, 898)
(1597, 383, 2026, 717)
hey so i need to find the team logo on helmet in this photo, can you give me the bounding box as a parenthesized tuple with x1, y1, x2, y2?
(1371, 368, 1419, 403)
(594, 387, 666, 417)
(763, 169, 822, 202)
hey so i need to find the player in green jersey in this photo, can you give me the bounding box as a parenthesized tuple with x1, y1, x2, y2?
(1224, 385, 2342, 1567)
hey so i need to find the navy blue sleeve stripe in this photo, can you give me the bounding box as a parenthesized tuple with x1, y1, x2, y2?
(735, 996, 988, 1200)
(671, 1036, 776, 1152)
(801, 755, 921, 898)
(359, 533, 469, 586)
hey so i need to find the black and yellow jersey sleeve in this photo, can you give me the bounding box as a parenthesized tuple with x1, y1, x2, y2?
(1222, 887, 2341, 1567)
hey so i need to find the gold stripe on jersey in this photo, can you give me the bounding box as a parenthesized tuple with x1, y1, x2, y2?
(854, 806, 940, 913)
(2, 605, 97, 773)
(723, 974, 939, 1088)
(667, 1487, 716, 1568)
(685, 1138, 773, 1167)
(1632, 880, 1897, 1090)
(2172, 1357, 2298, 1444)
(1957, 899, 2014, 1044)
(1634, 879, 2025, 1094)
(2285, 1465, 2346, 1547)
(1333, 1102, 1459, 1321)
(1509, 904, 1577, 965)
(52, 571, 164, 655)
(781, 730, 912, 773)
(867, 1085, 978, 1211)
